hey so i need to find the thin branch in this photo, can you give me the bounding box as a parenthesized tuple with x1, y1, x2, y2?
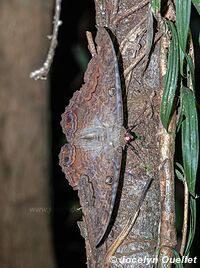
(112, 0, 120, 15)
(103, 178, 153, 268)
(104, 213, 139, 268)
(158, 119, 177, 258)
(180, 182, 189, 256)
(30, 0, 62, 80)
(124, 32, 162, 78)
(119, 17, 146, 54)
(111, 0, 149, 25)
(124, 49, 146, 77)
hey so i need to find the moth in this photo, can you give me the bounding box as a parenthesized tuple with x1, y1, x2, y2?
(59, 27, 133, 247)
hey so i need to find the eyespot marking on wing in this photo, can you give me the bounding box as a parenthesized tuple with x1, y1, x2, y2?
(59, 143, 76, 167)
(61, 111, 77, 138)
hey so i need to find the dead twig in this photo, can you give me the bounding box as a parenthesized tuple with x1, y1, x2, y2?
(180, 182, 189, 256)
(30, 0, 62, 80)
(111, 0, 149, 25)
(124, 32, 162, 78)
(103, 177, 153, 268)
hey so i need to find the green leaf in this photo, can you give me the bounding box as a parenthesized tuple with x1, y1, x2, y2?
(175, 162, 185, 174)
(192, 0, 200, 15)
(185, 53, 195, 89)
(172, 250, 184, 268)
(176, 0, 191, 74)
(151, 0, 161, 16)
(184, 197, 196, 255)
(175, 162, 185, 182)
(160, 22, 179, 131)
(181, 87, 199, 196)
(175, 169, 184, 182)
(176, 109, 184, 133)
(176, 0, 191, 52)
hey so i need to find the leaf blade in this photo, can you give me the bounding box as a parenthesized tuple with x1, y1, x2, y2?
(176, 0, 191, 74)
(160, 22, 179, 130)
(192, 0, 200, 15)
(184, 197, 196, 255)
(181, 87, 199, 196)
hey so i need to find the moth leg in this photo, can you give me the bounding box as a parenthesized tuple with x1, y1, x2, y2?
(128, 101, 147, 131)
(126, 143, 141, 160)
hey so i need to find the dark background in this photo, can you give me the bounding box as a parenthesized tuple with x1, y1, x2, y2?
(50, 1, 95, 267)
(50, 1, 200, 267)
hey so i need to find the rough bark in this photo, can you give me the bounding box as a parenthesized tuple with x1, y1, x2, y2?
(0, 1, 55, 268)
(77, 0, 163, 267)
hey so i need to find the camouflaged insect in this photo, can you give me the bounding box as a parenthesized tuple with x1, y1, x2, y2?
(59, 27, 130, 247)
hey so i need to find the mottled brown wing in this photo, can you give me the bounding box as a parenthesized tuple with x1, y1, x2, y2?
(59, 27, 124, 246)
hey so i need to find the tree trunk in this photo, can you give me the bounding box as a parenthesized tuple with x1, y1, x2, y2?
(0, 1, 55, 268)
(76, 0, 176, 267)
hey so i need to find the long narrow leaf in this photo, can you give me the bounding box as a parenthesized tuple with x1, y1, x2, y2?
(175, 169, 184, 182)
(192, 0, 200, 15)
(176, 0, 191, 74)
(184, 197, 196, 255)
(181, 87, 199, 196)
(185, 53, 195, 89)
(160, 22, 179, 130)
(175, 162, 185, 182)
(172, 250, 184, 268)
(176, 0, 191, 51)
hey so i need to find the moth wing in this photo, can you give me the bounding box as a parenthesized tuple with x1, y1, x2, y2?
(60, 27, 124, 246)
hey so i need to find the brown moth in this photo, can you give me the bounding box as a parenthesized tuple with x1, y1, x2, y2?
(59, 27, 131, 247)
